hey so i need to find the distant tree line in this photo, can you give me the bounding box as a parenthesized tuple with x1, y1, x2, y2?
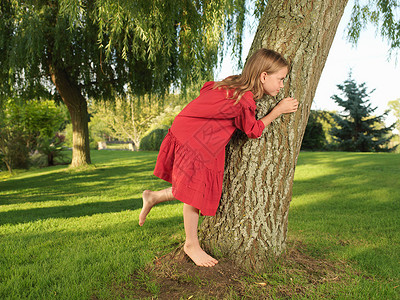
(2, 74, 399, 172)
(0, 91, 189, 172)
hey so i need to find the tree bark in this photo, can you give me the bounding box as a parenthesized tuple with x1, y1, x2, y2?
(49, 66, 91, 167)
(199, 0, 348, 271)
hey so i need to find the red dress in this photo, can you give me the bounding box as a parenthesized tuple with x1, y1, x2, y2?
(153, 81, 265, 215)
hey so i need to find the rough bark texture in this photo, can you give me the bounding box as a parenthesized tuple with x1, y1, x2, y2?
(199, 0, 348, 271)
(49, 66, 91, 167)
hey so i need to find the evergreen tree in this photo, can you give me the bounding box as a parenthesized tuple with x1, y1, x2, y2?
(330, 74, 395, 152)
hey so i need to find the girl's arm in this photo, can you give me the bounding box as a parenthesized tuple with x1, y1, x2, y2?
(260, 97, 299, 127)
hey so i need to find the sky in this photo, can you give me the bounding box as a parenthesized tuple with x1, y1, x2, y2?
(216, 1, 399, 128)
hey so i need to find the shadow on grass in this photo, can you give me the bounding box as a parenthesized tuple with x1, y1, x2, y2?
(0, 163, 157, 205)
(0, 150, 179, 226)
(0, 196, 181, 226)
(1, 198, 134, 226)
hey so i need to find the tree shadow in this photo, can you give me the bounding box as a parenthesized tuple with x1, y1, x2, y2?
(0, 197, 135, 226)
(0, 151, 178, 226)
(0, 161, 159, 205)
(0, 195, 181, 226)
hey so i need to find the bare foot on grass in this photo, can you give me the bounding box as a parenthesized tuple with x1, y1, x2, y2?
(139, 190, 155, 226)
(184, 243, 218, 267)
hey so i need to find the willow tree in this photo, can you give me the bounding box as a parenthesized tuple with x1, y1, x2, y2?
(0, 0, 246, 167)
(200, 0, 400, 271)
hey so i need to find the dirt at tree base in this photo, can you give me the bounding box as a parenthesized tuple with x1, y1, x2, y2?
(108, 240, 356, 299)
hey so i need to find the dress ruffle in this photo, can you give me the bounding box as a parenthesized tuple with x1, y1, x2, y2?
(153, 130, 224, 216)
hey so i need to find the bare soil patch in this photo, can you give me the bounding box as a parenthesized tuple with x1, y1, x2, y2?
(110, 240, 355, 299)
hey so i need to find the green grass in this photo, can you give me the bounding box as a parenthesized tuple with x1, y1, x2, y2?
(1, 151, 399, 299)
(289, 152, 400, 299)
(0, 151, 183, 299)
(292, 152, 400, 273)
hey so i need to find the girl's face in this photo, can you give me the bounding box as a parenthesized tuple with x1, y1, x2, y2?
(260, 67, 288, 96)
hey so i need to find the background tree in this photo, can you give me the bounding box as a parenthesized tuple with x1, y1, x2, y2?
(388, 98, 400, 134)
(301, 110, 326, 150)
(200, 0, 400, 271)
(88, 92, 186, 149)
(388, 98, 400, 151)
(89, 96, 158, 148)
(0, 0, 247, 167)
(330, 74, 395, 152)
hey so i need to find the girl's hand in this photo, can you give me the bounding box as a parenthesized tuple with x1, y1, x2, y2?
(261, 97, 299, 127)
(275, 97, 299, 114)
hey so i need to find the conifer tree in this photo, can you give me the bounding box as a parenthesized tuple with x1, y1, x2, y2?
(330, 74, 395, 152)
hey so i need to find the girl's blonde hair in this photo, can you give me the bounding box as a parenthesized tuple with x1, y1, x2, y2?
(214, 48, 289, 103)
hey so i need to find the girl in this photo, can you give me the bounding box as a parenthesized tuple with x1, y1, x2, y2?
(139, 48, 299, 267)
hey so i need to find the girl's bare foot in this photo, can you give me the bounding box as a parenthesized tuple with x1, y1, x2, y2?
(139, 190, 155, 226)
(184, 242, 219, 267)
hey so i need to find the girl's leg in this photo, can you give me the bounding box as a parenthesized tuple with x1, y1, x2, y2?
(139, 187, 174, 226)
(183, 204, 218, 267)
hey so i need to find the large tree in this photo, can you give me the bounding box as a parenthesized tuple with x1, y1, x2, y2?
(199, 0, 400, 271)
(0, 0, 247, 167)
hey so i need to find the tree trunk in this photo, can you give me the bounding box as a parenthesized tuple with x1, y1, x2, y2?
(49, 66, 91, 167)
(199, 0, 348, 271)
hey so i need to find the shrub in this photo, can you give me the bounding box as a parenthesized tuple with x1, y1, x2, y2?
(37, 133, 67, 166)
(30, 152, 49, 168)
(0, 128, 30, 171)
(0, 99, 67, 172)
(139, 127, 169, 151)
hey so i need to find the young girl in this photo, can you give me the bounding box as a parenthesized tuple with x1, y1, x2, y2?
(139, 48, 299, 267)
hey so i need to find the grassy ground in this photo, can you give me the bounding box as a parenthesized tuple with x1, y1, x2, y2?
(0, 151, 399, 299)
(289, 152, 400, 299)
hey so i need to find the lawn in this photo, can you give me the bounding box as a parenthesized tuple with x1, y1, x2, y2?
(0, 151, 399, 299)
